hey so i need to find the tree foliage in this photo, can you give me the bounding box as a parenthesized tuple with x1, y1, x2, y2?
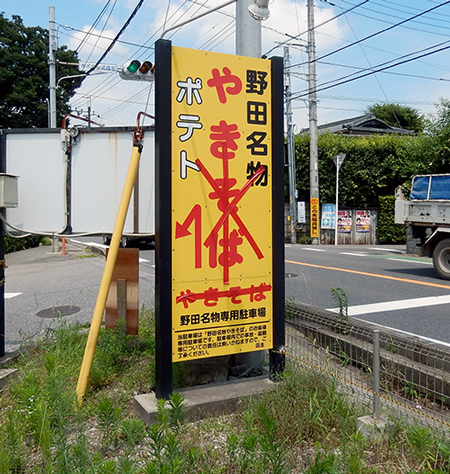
(423, 97, 450, 172)
(293, 132, 430, 209)
(366, 103, 424, 133)
(378, 196, 406, 244)
(0, 14, 81, 128)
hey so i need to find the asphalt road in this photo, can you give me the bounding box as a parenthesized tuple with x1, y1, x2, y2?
(285, 244, 450, 344)
(3, 240, 450, 354)
(3, 240, 155, 353)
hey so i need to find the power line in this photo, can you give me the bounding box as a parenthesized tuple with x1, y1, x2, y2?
(318, 59, 450, 83)
(263, 0, 369, 57)
(339, 0, 450, 30)
(316, 38, 450, 89)
(318, 94, 437, 106)
(292, 40, 450, 99)
(59, 26, 155, 50)
(75, 0, 111, 53)
(290, 0, 450, 68)
(81, 0, 144, 80)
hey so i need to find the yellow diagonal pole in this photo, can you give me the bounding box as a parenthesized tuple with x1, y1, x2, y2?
(76, 144, 142, 404)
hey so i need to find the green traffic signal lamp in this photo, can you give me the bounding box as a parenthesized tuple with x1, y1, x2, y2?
(127, 60, 141, 74)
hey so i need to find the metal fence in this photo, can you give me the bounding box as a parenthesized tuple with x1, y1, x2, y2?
(285, 300, 450, 432)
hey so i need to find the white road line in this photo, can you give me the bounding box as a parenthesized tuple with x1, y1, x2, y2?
(340, 252, 368, 257)
(387, 257, 433, 266)
(302, 248, 327, 252)
(352, 317, 450, 349)
(368, 247, 403, 253)
(327, 294, 450, 316)
(5, 293, 22, 299)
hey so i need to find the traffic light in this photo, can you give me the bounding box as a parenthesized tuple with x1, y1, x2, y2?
(119, 60, 155, 81)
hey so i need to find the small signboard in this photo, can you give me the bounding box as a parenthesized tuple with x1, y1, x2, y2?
(321, 203, 335, 229)
(338, 210, 352, 233)
(356, 210, 370, 232)
(297, 201, 306, 224)
(310, 198, 319, 237)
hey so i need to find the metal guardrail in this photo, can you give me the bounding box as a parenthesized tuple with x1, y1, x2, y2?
(285, 300, 450, 431)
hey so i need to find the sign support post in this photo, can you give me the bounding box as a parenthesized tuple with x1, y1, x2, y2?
(155, 39, 173, 400)
(269, 55, 285, 379)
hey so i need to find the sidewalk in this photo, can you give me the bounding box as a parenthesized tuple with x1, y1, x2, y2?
(3, 241, 106, 354)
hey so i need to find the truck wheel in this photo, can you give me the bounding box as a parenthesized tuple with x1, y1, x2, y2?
(433, 238, 450, 280)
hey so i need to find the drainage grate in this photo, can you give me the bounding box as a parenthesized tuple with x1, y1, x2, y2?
(37, 305, 81, 318)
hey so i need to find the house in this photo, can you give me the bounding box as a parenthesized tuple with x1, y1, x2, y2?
(301, 113, 414, 136)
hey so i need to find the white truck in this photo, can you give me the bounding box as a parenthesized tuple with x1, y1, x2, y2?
(395, 174, 450, 280)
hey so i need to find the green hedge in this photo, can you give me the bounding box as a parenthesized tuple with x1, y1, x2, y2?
(4, 235, 42, 254)
(377, 196, 405, 244)
(293, 133, 430, 208)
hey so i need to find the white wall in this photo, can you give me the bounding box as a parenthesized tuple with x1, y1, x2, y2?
(5, 128, 155, 235)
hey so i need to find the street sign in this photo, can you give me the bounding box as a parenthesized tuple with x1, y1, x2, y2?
(171, 46, 273, 361)
(155, 39, 285, 397)
(310, 198, 319, 238)
(78, 62, 117, 73)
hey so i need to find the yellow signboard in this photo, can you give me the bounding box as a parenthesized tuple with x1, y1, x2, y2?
(171, 46, 273, 362)
(310, 198, 319, 238)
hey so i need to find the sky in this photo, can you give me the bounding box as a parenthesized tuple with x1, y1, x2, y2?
(3, 0, 450, 131)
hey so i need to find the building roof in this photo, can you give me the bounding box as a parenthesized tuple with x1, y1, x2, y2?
(300, 113, 414, 136)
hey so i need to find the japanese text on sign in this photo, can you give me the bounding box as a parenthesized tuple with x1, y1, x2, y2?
(171, 47, 273, 361)
(310, 198, 319, 238)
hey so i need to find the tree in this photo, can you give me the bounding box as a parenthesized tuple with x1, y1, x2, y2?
(423, 97, 450, 172)
(0, 14, 82, 128)
(366, 103, 424, 134)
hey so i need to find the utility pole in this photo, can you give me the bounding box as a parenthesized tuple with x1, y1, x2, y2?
(48, 6, 57, 128)
(235, 0, 263, 369)
(236, 0, 261, 57)
(284, 47, 298, 244)
(307, 0, 319, 244)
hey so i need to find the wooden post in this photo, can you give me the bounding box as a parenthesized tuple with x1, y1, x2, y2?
(105, 248, 139, 335)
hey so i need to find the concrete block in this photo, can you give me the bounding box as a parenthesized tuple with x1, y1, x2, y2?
(357, 414, 394, 440)
(134, 376, 275, 425)
(0, 368, 18, 389)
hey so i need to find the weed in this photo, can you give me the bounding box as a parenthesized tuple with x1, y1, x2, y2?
(97, 396, 123, 451)
(401, 381, 419, 400)
(3, 311, 450, 473)
(120, 418, 146, 454)
(330, 287, 349, 334)
(305, 451, 340, 474)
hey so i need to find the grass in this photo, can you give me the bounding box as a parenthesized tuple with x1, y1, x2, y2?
(1, 307, 450, 473)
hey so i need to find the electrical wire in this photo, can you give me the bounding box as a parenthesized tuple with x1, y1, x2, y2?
(315, 38, 450, 89)
(80, 0, 145, 81)
(292, 40, 450, 99)
(264, 0, 369, 57)
(83, 0, 117, 66)
(76, 0, 111, 53)
(318, 59, 450, 83)
(290, 0, 450, 68)
(59, 26, 155, 50)
(339, 0, 450, 30)
(330, 0, 450, 38)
